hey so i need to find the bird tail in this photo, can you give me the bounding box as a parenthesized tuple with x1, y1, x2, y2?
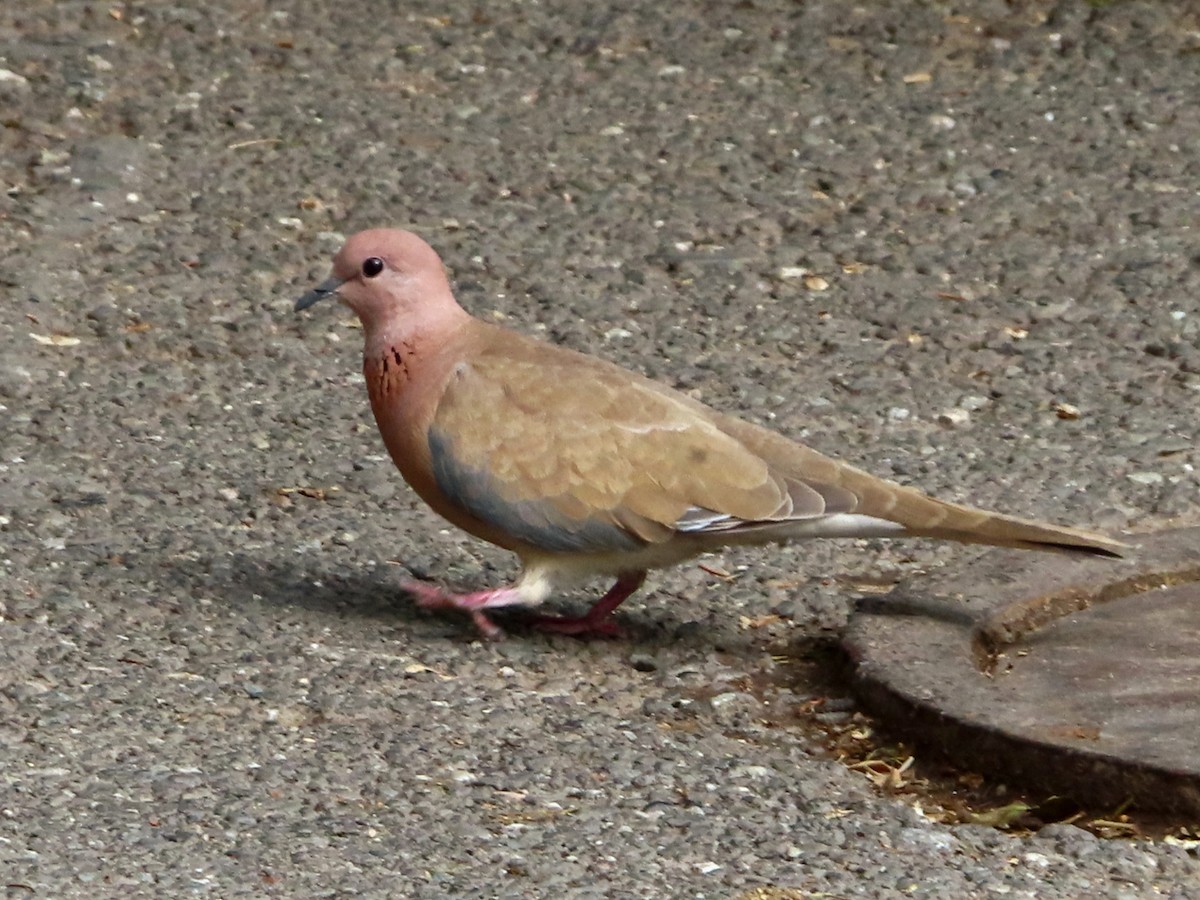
(902, 502, 1127, 557)
(841, 468, 1127, 558)
(712, 421, 1128, 558)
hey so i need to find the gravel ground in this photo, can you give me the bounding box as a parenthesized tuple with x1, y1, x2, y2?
(3, 0, 1200, 897)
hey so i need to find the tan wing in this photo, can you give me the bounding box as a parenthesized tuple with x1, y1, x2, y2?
(426, 346, 839, 553)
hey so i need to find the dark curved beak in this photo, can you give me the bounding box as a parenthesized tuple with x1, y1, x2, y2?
(295, 276, 345, 312)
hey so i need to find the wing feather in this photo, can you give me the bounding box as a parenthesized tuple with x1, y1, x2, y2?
(427, 349, 822, 553)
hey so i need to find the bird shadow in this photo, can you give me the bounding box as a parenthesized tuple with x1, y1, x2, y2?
(851, 592, 979, 628)
(153, 552, 692, 646)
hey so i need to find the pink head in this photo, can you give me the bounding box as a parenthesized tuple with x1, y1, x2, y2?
(295, 229, 468, 336)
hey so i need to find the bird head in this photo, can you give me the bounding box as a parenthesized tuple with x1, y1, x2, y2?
(295, 229, 465, 336)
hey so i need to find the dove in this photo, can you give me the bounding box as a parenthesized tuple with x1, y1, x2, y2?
(295, 229, 1126, 639)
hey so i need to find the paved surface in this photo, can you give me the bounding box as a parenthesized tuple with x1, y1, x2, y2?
(845, 529, 1200, 818)
(2, 1, 1199, 897)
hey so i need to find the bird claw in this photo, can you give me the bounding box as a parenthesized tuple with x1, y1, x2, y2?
(400, 580, 508, 640)
(401, 579, 452, 609)
(400, 580, 444, 609)
(468, 610, 506, 641)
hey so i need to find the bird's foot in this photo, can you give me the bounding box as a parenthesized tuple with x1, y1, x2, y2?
(529, 571, 646, 640)
(401, 580, 527, 641)
(528, 612, 626, 639)
(402, 571, 647, 643)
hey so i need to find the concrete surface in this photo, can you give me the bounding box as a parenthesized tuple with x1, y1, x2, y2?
(2, 0, 1199, 897)
(845, 528, 1200, 818)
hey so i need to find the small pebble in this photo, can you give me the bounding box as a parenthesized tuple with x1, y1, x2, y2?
(1127, 472, 1163, 485)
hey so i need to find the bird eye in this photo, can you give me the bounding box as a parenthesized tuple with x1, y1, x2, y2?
(362, 257, 385, 278)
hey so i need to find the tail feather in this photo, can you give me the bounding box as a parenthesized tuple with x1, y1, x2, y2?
(906, 511, 1127, 558)
(823, 458, 1127, 558)
(870, 490, 1127, 558)
(713, 417, 1128, 558)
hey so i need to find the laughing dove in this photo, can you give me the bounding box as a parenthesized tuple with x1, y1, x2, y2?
(295, 229, 1125, 639)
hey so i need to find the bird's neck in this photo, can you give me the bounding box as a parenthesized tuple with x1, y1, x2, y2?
(362, 313, 474, 491)
(362, 309, 471, 404)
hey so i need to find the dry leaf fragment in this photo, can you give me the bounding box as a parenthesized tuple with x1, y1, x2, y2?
(826, 36, 861, 52)
(30, 332, 81, 346)
(837, 575, 899, 595)
(276, 486, 338, 500)
(227, 138, 281, 151)
(1090, 818, 1140, 837)
(967, 801, 1031, 828)
(849, 755, 914, 790)
(1163, 834, 1200, 849)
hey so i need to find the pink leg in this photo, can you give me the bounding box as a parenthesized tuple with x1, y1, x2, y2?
(401, 580, 529, 641)
(530, 572, 646, 639)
